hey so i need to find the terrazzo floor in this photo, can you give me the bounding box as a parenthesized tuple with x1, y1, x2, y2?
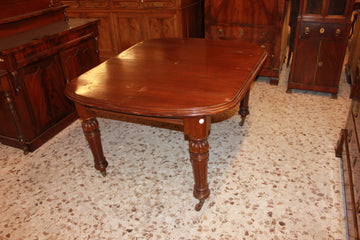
(0, 63, 352, 240)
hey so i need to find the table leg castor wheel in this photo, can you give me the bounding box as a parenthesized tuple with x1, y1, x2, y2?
(100, 170, 107, 177)
(195, 200, 205, 211)
(239, 117, 246, 126)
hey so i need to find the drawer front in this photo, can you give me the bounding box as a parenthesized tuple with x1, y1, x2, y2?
(110, 0, 140, 8)
(208, 25, 275, 70)
(143, 0, 176, 8)
(209, 25, 276, 44)
(5, 22, 98, 70)
(299, 21, 348, 40)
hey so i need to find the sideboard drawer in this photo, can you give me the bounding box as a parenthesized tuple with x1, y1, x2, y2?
(143, 0, 176, 8)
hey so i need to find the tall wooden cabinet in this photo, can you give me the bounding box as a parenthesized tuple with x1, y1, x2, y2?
(204, 0, 290, 85)
(0, 1, 100, 153)
(346, 1, 360, 97)
(61, 0, 204, 61)
(287, 0, 354, 97)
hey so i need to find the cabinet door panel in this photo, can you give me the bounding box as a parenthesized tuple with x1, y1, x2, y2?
(315, 39, 346, 87)
(208, 0, 279, 25)
(305, 0, 323, 14)
(114, 13, 144, 52)
(61, 37, 100, 82)
(290, 38, 319, 85)
(20, 56, 73, 135)
(146, 13, 177, 39)
(328, 0, 348, 15)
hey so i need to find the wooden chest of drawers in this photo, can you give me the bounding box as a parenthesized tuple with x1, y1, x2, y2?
(61, 0, 203, 61)
(0, 11, 100, 153)
(336, 59, 360, 239)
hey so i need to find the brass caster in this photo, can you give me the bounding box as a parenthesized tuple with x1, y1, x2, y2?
(195, 199, 205, 211)
(286, 89, 292, 94)
(22, 145, 29, 155)
(239, 117, 245, 126)
(100, 170, 107, 177)
(331, 93, 337, 99)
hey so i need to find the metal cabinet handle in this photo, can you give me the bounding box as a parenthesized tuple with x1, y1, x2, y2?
(305, 26, 310, 35)
(217, 28, 224, 38)
(320, 27, 325, 34)
(336, 28, 341, 37)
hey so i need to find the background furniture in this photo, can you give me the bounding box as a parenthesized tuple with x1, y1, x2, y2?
(204, 0, 290, 85)
(0, 0, 100, 153)
(287, 0, 354, 97)
(346, 1, 360, 97)
(336, 58, 360, 240)
(61, 0, 204, 61)
(287, 0, 301, 67)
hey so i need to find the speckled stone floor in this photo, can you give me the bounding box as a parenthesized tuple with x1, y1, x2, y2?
(0, 63, 352, 240)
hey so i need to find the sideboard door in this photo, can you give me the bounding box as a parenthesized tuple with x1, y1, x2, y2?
(18, 55, 73, 136)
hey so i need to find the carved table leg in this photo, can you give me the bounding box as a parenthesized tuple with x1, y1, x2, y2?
(239, 89, 250, 126)
(184, 116, 211, 211)
(75, 104, 108, 177)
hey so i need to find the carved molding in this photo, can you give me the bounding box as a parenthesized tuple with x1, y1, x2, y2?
(189, 139, 209, 154)
(81, 117, 99, 133)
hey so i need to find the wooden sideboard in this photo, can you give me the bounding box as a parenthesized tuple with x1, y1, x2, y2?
(204, 0, 290, 85)
(61, 0, 204, 61)
(0, 1, 100, 153)
(336, 58, 360, 240)
(287, 0, 354, 97)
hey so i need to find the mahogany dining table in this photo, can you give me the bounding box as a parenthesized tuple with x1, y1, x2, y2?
(65, 38, 267, 210)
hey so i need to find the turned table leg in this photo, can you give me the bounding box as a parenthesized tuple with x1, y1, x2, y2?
(75, 104, 108, 177)
(239, 89, 250, 126)
(184, 116, 211, 211)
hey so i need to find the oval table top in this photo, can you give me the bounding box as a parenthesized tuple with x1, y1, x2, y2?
(65, 38, 267, 118)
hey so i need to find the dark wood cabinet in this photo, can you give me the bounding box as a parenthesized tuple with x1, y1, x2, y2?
(204, 0, 290, 85)
(61, 0, 204, 61)
(336, 58, 360, 240)
(0, 1, 100, 153)
(288, 0, 354, 97)
(346, 1, 360, 98)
